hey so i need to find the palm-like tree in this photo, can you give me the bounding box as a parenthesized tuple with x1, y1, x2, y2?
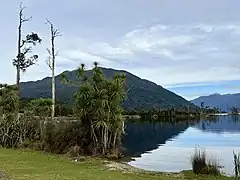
(61, 62, 126, 155)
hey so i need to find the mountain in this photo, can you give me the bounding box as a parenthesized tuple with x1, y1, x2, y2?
(20, 67, 196, 110)
(191, 93, 240, 112)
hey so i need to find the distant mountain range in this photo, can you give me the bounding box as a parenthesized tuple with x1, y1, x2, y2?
(191, 93, 240, 112)
(20, 67, 196, 110)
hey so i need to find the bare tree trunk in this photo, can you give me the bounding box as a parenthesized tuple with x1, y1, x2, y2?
(46, 19, 60, 121)
(113, 132, 117, 152)
(51, 31, 55, 120)
(104, 127, 108, 153)
(108, 132, 112, 149)
(101, 128, 105, 154)
(15, 3, 32, 114)
(16, 7, 22, 97)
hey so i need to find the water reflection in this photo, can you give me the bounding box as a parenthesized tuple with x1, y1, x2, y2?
(123, 116, 240, 176)
(195, 115, 240, 133)
(122, 120, 191, 157)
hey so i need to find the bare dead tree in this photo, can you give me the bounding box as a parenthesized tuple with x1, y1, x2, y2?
(13, 2, 41, 97)
(45, 19, 61, 120)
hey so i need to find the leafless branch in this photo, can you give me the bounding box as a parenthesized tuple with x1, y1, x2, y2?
(21, 16, 32, 23)
(19, 2, 32, 23)
(46, 48, 52, 56)
(45, 18, 61, 38)
(45, 18, 51, 25)
(53, 29, 61, 37)
(20, 40, 26, 48)
(19, 2, 26, 12)
(46, 57, 52, 70)
(55, 50, 60, 56)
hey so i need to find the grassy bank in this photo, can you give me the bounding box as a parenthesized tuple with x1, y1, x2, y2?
(0, 148, 233, 180)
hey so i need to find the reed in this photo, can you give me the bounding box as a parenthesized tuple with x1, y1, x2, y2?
(233, 151, 240, 177)
(191, 148, 220, 175)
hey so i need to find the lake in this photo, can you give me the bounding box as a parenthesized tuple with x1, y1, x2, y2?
(122, 116, 240, 176)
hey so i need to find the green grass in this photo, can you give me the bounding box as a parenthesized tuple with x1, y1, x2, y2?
(0, 148, 234, 180)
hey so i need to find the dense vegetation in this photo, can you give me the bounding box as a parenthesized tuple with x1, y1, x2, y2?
(0, 63, 126, 157)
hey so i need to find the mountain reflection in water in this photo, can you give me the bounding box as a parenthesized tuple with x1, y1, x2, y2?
(122, 116, 240, 176)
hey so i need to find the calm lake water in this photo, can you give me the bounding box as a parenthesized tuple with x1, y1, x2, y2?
(122, 116, 240, 176)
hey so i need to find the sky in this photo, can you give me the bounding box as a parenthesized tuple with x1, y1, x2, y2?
(1, 0, 240, 100)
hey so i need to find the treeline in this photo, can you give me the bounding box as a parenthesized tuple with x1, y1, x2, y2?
(19, 98, 73, 117)
(18, 100, 223, 119)
(123, 107, 199, 117)
(123, 106, 221, 118)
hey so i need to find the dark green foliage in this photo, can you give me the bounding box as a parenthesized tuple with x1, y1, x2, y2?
(65, 63, 126, 155)
(25, 32, 42, 44)
(123, 106, 200, 119)
(0, 86, 42, 148)
(42, 121, 88, 154)
(30, 98, 52, 117)
(23, 116, 42, 143)
(13, 33, 42, 72)
(0, 84, 22, 148)
(191, 148, 221, 175)
(55, 104, 73, 116)
(19, 67, 196, 110)
(19, 98, 73, 116)
(0, 84, 18, 114)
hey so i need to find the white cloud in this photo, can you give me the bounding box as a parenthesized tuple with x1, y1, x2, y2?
(38, 22, 240, 88)
(61, 50, 114, 67)
(7, 19, 240, 89)
(88, 43, 132, 56)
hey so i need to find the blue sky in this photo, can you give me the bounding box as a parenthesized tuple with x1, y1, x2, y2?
(1, 0, 240, 100)
(168, 80, 240, 100)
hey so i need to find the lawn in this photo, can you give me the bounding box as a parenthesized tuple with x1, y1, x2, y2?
(0, 148, 234, 180)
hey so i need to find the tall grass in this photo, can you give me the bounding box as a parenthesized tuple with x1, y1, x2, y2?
(191, 148, 221, 175)
(191, 148, 206, 174)
(233, 151, 240, 177)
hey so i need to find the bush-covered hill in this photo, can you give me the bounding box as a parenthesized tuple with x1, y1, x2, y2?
(20, 67, 195, 110)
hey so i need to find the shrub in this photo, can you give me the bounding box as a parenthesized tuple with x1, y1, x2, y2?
(30, 98, 52, 117)
(42, 121, 93, 155)
(191, 148, 221, 175)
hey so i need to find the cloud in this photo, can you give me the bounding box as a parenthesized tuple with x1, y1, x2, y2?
(52, 22, 240, 89)
(87, 43, 132, 57)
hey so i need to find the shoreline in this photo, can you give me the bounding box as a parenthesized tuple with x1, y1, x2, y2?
(102, 159, 231, 177)
(0, 148, 233, 179)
